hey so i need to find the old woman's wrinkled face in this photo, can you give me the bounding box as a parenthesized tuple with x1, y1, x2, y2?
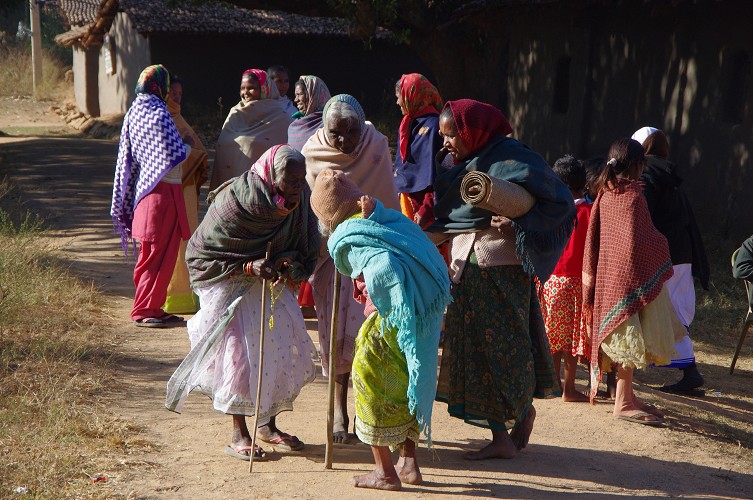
(240, 75, 261, 103)
(439, 114, 470, 162)
(327, 115, 361, 155)
(276, 158, 307, 207)
(294, 83, 308, 113)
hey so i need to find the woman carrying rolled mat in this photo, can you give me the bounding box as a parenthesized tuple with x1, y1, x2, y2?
(428, 99, 573, 460)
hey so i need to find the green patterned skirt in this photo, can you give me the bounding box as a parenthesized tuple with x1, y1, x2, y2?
(353, 313, 420, 447)
(436, 254, 559, 431)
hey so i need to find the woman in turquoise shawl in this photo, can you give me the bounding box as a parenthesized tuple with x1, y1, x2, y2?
(166, 145, 319, 461)
(311, 169, 451, 491)
(429, 99, 572, 460)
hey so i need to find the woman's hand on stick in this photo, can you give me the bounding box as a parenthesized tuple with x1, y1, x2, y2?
(245, 258, 278, 280)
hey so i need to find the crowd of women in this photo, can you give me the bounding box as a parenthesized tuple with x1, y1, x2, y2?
(111, 63, 709, 491)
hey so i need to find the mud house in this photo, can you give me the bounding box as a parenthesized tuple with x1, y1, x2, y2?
(53, 0, 426, 118)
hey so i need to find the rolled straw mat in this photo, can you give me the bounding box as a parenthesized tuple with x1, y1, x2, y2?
(460, 171, 535, 218)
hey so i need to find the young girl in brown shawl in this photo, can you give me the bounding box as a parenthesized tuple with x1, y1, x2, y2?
(583, 138, 686, 425)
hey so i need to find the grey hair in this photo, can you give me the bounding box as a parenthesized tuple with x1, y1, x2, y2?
(272, 145, 305, 182)
(318, 219, 332, 239)
(324, 101, 362, 144)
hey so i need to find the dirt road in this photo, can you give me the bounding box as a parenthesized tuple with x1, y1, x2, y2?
(1, 120, 752, 498)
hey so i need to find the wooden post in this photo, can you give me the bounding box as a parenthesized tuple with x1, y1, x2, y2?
(324, 270, 341, 469)
(29, 0, 43, 98)
(249, 242, 272, 472)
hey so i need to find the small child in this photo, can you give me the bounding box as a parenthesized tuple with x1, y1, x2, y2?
(310, 168, 451, 491)
(267, 64, 297, 116)
(584, 138, 686, 425)
(539, 154, 591, 402)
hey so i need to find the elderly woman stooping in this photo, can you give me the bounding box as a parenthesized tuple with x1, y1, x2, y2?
(301, 94, 399, 443)
(111, 64, 192, 327)
(429, 99, 572, 460)
(166, 144, 319, 460)
(210, 69, 292, 189)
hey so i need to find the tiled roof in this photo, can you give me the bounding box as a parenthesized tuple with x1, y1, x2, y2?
(53, 0, 380, 47)
(54, 0, 100, 27)
(120, 0, 355, 37)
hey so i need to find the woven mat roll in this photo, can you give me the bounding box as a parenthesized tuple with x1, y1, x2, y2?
(460, 171, 535, 218)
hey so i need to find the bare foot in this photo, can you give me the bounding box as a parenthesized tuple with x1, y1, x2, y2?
(395, 456, 422, 485)
(333, 429, 350, 444)
(562, 388, 590, 403)
(352, 471, 401, 491)
(510, 406, 536, 450)
(465, 436, 517, 460)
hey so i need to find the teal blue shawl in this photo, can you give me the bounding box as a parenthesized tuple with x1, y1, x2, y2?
(328, 200, 451, 442)
(430, 136, 575, 282)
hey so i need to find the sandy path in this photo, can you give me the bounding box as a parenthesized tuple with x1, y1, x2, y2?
(1, 132, 752, 499)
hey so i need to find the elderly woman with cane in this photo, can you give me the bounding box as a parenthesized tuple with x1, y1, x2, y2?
(302, 94, 399, 443)
(165, 144, 319, 461)
(311, 169, 451, 490)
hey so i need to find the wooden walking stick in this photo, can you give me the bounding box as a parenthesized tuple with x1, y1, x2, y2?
(324, 269, 341, 469)
(249, 241, 272, 473)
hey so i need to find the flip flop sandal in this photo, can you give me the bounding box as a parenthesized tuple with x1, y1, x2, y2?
(640, 404, 665, 418)
(616, 411, 664, 426)
(158, 314, 185, 323)
(224, 444, 268, 461)
(134, 317, 167, 328)
(259, 433, 304, 451)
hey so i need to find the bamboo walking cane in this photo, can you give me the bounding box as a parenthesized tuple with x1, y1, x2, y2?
(249, 241, 272, 473)
(324, 269, 341, 469)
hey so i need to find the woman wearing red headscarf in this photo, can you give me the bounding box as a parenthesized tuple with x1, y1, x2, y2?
(393, 73, 443, 228)
(428, 99, 574, 460)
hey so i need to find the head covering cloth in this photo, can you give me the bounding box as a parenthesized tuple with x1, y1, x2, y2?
(632, 126, 669, 159)
(398, 73, 442, 162)
(298, 75, 331, 116)
(251, 144, 305, 211)
(445, 99, 513, 160)
(242, 69, 275, 100)
(134, 64, 171, 101)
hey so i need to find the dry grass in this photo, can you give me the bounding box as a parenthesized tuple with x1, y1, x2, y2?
(0, 44, 70, 100)
(0, 178, 149, 498)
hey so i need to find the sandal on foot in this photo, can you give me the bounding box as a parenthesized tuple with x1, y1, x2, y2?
(158, 313, 185, 323)
(134, 317, 167, 328)
(225, 444, 268, 461)
(641, 404, 665, 418)
(616, 411, 663, 426)
(259, 432, 304, 451)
